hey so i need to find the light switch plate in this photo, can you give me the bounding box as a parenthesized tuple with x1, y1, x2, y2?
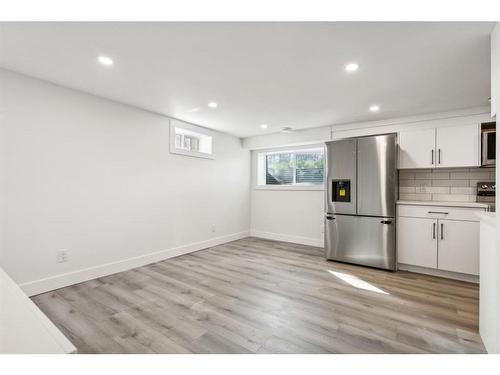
(57, 250, 68, 263)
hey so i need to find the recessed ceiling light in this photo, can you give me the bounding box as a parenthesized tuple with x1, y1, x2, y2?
(260, 124, 268, 129)
(369, 105, 380, 112)
(208, 102, 218, 108)
(345, 63, 359, 72)
(97, 56, 113, 66)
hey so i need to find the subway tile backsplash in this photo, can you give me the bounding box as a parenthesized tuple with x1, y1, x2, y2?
(399, 167, 495, 202)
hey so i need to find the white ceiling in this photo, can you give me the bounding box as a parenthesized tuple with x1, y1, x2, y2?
(0, 22, 494, 138)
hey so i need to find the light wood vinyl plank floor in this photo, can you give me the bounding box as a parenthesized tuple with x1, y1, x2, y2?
(31, 237, 485, 354)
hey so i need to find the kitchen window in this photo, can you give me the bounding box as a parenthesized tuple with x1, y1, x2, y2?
(170, 119, 214, 159)
(175, 132, 200, 152)
(256, 147, 325, 189)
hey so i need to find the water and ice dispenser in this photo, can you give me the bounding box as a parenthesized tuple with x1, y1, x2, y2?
(331, 180, 351, 202)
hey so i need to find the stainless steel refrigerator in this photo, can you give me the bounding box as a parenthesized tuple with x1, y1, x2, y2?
(325, 134, 397, 271)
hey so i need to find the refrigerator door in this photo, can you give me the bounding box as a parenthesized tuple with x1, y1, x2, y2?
(325, 214, 396, 270)
(325, 139, 357, 215)
(357, 134, 397, 218)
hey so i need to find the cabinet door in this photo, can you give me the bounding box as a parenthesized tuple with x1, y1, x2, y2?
(398, 128, 436, 169)
(397, 217, 437, 268)
(435, 124, 480, 168)
(437, 219, 479, 275)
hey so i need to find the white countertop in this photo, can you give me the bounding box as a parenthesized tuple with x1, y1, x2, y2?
(476, 211, 496, 227)
(0, 267, 76, 354)
(397, 200, 490, 209)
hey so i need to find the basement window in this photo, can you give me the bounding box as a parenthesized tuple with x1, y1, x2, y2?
(170, 120, 214, 159)
(256, 146, 325, 190)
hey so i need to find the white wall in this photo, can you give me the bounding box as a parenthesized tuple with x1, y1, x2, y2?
(491, 22, 500, 354)
(0, 69, 251, 295)
(243, 126, 331, 150)
(250, 146, 324, 246)
(248, 108, 491, 249)
(0, 93, 4, 267)
(490, 21, 500, 355)
(249, 145, 324, 247)
(250, 189, 324, 247)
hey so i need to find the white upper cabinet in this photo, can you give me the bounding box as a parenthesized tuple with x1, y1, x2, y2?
(398, 128, 436, 169)
(398, 124, 480, 169)
(435, 124, 480, 168)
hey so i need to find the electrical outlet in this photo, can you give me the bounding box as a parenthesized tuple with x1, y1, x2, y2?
(211, 224, 216, 233)
(57, 250, 68, 263)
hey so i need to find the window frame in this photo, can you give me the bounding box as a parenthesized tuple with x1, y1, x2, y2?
(254, 144, 325, 191)
(169, 119, 214, 159)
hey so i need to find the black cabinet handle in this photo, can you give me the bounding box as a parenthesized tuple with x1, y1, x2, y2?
(326, 216, 335, 220)
(380, 220, 392, 224)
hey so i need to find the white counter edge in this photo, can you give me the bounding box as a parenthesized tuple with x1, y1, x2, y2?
(0, 267, 76, 354)
(397, 200, 490, 209)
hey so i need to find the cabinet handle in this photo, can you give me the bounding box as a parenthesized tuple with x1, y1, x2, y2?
(428, 211, 449, 215)
(431, 149, 434, 165)
(440, 223, 444, 240)
(438, 149, 441, 164)
(433, 222, 436, 239)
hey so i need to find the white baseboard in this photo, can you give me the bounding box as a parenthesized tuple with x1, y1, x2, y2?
(398, 263, 479, 283)
(20, 231, 250, 296)
(250, 230, 324, 247)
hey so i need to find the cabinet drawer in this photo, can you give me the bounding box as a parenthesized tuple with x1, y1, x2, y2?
(397, 205, 484, 222)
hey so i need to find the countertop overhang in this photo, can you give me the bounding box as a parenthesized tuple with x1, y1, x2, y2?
(397, 200, 490, 209)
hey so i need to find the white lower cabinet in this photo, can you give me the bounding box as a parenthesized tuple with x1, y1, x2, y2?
(398, 217, 437, 268)
(397, 205, 483, 276)
(437, 219, 479, 275)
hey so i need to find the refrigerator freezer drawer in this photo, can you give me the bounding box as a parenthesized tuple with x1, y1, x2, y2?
(325, 214, 396, 270)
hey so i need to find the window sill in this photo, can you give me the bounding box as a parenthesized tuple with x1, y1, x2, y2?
(254, 185, 324, 191)
(170, 148, 214, 159)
